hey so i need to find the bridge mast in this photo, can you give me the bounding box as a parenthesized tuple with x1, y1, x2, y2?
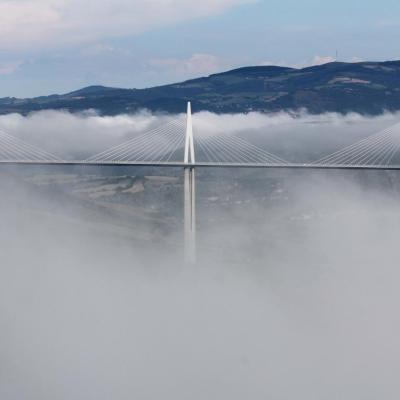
(184, 102, 196, 264)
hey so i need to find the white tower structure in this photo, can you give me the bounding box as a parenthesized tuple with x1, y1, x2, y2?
(184, 102, 195, 164)
(184, 102, 196, 264)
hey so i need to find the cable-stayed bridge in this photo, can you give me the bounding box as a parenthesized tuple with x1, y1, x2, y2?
(2, 102, 400, 262)
(1, 111, 400, 170)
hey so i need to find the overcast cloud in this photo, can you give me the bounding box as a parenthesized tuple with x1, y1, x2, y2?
(0, 0, 255, 51)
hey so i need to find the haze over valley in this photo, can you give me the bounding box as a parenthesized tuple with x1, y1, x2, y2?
(2, 0, 400, 398)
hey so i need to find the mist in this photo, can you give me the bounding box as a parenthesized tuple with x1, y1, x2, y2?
(1, 111, 400, 399)
(1, 109, 400, 160)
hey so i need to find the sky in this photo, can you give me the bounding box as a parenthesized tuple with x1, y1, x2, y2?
(1, 0, 400, 97)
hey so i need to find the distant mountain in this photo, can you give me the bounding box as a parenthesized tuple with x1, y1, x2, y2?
(2, 61, 400, 115)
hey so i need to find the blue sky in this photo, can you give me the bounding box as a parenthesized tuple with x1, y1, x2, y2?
(1, 0, 400, 97)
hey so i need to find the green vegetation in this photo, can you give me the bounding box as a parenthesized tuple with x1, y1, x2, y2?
(1, 61, 400, 115)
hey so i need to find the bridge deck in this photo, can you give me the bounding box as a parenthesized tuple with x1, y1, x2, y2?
(1, 160, 400, 170)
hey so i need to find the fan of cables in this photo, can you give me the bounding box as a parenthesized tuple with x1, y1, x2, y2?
(313, 122, 400, 166)
(0, 129, 61, 162)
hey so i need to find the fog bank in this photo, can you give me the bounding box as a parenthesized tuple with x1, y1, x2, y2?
(0, 109, 400, 161)
(1, 111, 400, 399)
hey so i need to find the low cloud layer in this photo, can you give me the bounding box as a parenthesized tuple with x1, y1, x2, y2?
(0, 109, 399, 162)
(1, 153, 400, 398)
(1, 110, 400, 398)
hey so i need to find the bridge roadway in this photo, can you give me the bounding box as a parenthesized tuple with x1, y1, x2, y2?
(0, 160, 400, 170)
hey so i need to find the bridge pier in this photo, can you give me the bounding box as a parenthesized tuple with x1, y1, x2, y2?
(184, 166, 196, 264)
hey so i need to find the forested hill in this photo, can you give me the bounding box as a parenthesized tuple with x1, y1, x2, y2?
(1, 61, 400, 115)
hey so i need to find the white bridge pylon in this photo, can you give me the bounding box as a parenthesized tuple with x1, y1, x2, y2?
(184, 102, 195, 164)
(184, 102, 196, 265)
